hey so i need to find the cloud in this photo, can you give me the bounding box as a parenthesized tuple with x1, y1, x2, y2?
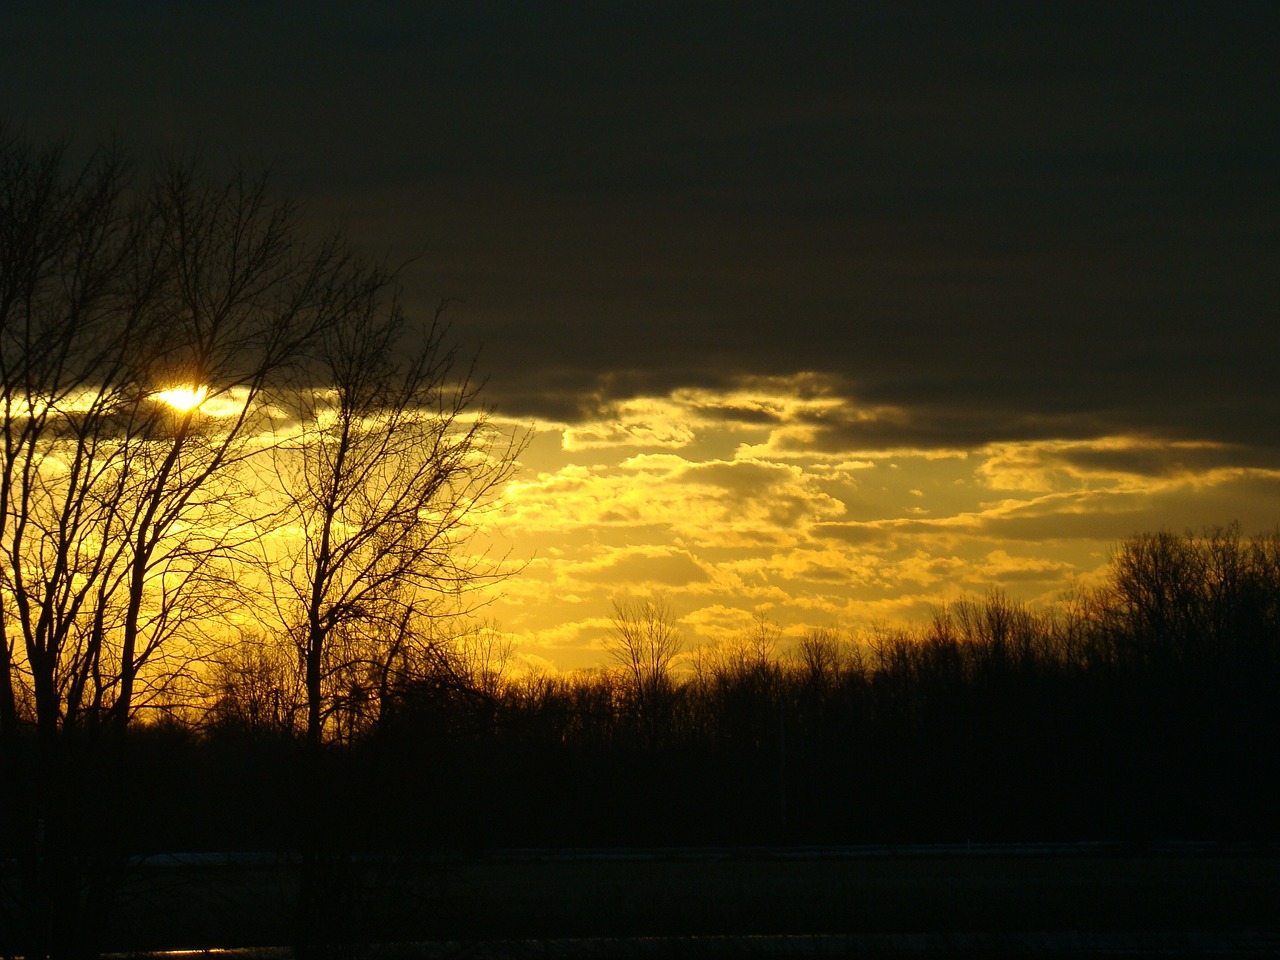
(974, 437, 1258, 492)
(570, 546, 710, 589)
(974, 472, 1280, 544)
(969, 549, 1078, 585)
(503, 444, 850, 552)
(562, 397, 698, 450)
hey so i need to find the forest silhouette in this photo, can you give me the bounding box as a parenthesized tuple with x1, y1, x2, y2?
(180, 525, 1279, 852)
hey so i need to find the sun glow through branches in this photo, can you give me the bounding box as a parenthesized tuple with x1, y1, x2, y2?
(155, 385, 208, 412)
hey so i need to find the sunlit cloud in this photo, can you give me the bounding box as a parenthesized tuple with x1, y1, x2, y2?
(502, 453, 845, 549)
(564, 398, 697, 450)
(974, 436, 1240, 492)
(566, 545, 711, 590)
(472, 381, 1280, 671)
(736, 426, 973, 463)
(969, 549, 1079, 584)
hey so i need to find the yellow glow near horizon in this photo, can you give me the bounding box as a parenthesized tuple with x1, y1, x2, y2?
(155, 385, 208, 412)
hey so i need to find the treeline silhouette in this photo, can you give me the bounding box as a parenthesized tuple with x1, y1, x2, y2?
(20, 525, 1275, 858)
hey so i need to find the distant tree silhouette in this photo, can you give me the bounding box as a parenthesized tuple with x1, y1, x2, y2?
(1090, 525, 1280, 674)
(605, 597, 683, 745)
(205, 629, 301, 737)
(1072, 526, 1280, 835)
(450, 619, 517, 701)
(793, 626, 851, 693)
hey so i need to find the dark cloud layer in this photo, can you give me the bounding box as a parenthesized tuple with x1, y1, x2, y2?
(4, 2, 1277, 448)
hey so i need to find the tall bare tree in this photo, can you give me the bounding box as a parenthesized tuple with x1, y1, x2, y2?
(254, 272, 523, 954)
(268, 287, 523, 747)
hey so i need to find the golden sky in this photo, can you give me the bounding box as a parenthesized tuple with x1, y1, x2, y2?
(478, 374, 1280, 671)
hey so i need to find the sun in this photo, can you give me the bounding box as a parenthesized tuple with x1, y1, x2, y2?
(155, 385, 208, 412)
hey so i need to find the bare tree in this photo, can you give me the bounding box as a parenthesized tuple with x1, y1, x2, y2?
(1088, 525, 1280, 672)
(251, 289, 523, 954)
(794, 626, 847, 692)
(206, 628, 303, 736)
(267, 287, 523, 747)
(452, 619, 516, 700)
(605, 596, 683, 743)
(0, 129, 367, 960)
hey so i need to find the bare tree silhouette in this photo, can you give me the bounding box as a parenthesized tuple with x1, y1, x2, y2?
(269, 292, 523, 748)
(606, 597, 683, 745)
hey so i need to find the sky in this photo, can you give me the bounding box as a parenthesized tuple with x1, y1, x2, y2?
(4, 2, 1278, 670)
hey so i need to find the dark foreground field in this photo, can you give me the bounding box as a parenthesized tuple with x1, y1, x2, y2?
(82, 844, 1280, 957)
